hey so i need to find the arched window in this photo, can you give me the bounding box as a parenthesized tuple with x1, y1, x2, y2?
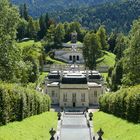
(73, 56, 76, 63)
(69, 55, 72, 61)
(77, 56, 79, 61)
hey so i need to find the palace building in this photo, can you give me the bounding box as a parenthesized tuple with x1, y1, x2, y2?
(45, 68, 104, 107)
(54, 32, 85, 64)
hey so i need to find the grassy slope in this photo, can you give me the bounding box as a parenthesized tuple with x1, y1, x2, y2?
(0, 112, 57, 140)
(46, 50, 115, 67)
(67, 41, 83, 45)
(17, 40, 115, 67)
(97, 51, 116, 68)
(17, 40, 42, 48)
(94, 111, 140, 140)
(46, 56, 66, 65)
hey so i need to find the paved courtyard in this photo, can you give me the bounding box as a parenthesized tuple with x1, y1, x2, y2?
(60, 113, 92, 140)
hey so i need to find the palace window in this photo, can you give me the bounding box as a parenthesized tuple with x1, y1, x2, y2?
(52, 91, 55, 97)
(63, 93, 67, 102)
(69, 55, 72, 61)
(77, 56, 79, 61)
(72, 93, 76, 102)
(94, 91, 97, 97)
(73, 56, 76, 63)
(81, 93, 85, 102)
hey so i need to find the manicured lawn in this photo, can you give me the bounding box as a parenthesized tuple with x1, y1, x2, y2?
(46, 56, 66, 65)
(93, 111, 140, 140)
(17, 40, 42, 48)
(97, 51, 116, 67)
(67, 41, 83, 45)
(0, 112, 57, 140)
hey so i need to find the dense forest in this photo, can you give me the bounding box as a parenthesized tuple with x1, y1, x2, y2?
(11, 0, 117, 17)
(12, 0, 140, 34)
(51, 0, 140, 33)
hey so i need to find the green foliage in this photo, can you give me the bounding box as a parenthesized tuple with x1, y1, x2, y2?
(96, 51, 116, 67)
(0, 82, 51, 126)
(12, 0, 116, 17)
(36, 72, 48, 89)
(18, 6, 54, 41)
(68, 22, 86, 42)
(83, 31, 101, 69)
(20, 3, 29, 21)
(0, 112, 57, 140)
(43, 24, 56, 50)
(43, 21, 86, 51)
(52, 0, 140, 34)
(110, 60, 123, 91)
(99, 85, 140, 123)
(0, 0, 21, 82)
(17, 18, 28, 40)
(54, 23, 65, 46)
(122, 19, 140, 86)
(38, 13, 51, 39)
(94, 111, 140, 140)
(108, 32, 117, 52)
(114, 33, 128, 60)
(17, 40, 44, 83)
(83, 25, 111, 69)
(27, 17, 40, 40)
(0, 1, 42, 84)
(46, 56, 66, 65)
(17, 40, 42, 48)
(108, 18, 140, 90)
(97, 26, 109, 50)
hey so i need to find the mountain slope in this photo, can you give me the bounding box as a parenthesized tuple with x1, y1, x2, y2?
(11, 0, 117, 17)
(51, 0, 140, 33)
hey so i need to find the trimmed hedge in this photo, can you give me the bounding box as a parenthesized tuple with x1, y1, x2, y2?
(99, 85, 140, 123)
(0, 82, 51, 126)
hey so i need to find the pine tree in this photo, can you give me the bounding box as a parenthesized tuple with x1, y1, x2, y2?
(114, 33, 127, 60)
(23, 3, 29, 21)
(64, 22, 70, 42)
(108, 32, 117, 52)
(38, 15, 46, 39)
(54, 23, 65, 47)
(27, 17, 40, 39)
(83, 32, 101, 69)
(110, 34, 127, 91)
(17, 18, 28, 40)
(122, 19, 140, 85)
(45, 13, 50, 30)
(97, 26, 108, 50)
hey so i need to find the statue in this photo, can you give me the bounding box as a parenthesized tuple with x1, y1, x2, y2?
(71, 32, 77, 43)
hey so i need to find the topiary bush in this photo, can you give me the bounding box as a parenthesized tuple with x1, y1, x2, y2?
(99, 85, 140, 123)
(0, 82, 51, 126)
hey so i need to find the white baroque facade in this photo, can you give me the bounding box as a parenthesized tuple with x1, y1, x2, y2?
(45, 70, 104, 107)
(54, 43, 84, 64)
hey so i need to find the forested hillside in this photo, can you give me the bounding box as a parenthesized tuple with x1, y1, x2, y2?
(11, 0, 117, 17)
(12, 0, 140, 33)
(0, 1, 140, 139)
(51, 0, 140, 33)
